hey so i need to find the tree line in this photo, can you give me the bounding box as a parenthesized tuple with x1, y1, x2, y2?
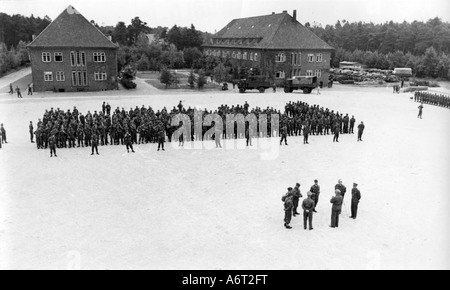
(307, 17, 450, 79)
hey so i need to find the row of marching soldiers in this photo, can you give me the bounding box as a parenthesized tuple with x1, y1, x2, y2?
(414, 91, 450, 108)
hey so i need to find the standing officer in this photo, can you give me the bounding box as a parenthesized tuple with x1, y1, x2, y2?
(29, 121, 34, 143)
(27, 83, 33, 95)
(124, 131, 135, 153)
(330, 189, 343, 228)
(282, 187, 294, 229)
(16, 86, 22, 98)
(49, 134, 57, 157)
(157, 125, 166, 151)
(280, 125, 288, 145)
(9, 83, 14, 94)
(357, 121, 365, 142)
(302, 192, 315, 230)
(303, 124, 310, 144)
(335, 179, 347, 204)
(310, 179, 320, 213)
(349, 115, 356, 134)
(333, 122, 340, 142)
(418, 103, 424, 119)
(292, 183, 303, 216)
(1, 124, 7, 144)
(91, 132, 99, 155)
(350, 183, 361, 219)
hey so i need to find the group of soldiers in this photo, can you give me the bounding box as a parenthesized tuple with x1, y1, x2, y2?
(281, 101, 364, 144)
(32, 100, 361, 157)
(282, 179, 361, 230)
(414, 91, 450, 109)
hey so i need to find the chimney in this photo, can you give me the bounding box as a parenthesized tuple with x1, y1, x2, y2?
(272, 12, 275, 15)
(282, 10, 287, 13)
(293, 10, 297, 21)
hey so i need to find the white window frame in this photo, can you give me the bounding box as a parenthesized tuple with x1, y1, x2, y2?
(254, 53, 258, 62)
(306, 70, 314, 77)
(237, 51, 242, 59)
(243, 52, 247, 60)
(275, 53, 286, 63)
(94, 72, 107, 81)
(56, 71, 65, 81)
(275, 71, 285, 79)
(54, 52, 63, 62)
(232, 51, 236, 59)
(93, 52, 106, 63)
(250, 53, 254, 61)
(315, 69, 322, 78)
(44, 72, 53, 81)
(42, 52, 51, 62)
(71, 51, 76, 66)
(308, 54, 315, 62)
(316, 54, 323, 62)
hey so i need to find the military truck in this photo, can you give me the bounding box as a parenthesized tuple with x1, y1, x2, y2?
(237, 76, 271, 93)
(284, 76, 318, 94)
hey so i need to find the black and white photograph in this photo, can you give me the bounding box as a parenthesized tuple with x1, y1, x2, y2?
(0, 0, 449, 273)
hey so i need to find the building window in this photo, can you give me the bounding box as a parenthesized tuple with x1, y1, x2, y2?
(250, 53, 254, 61)
(254, 53, 258, 62)
(71, 51, 86, 66)
(315, 69, 322, 78)
(291, 53, 301, 66)
(42, 52, 51, 62)
(307, 54, 315, 62)
(54, 52, 63, 62)
(72, 71, 87, 86)
(275, 71, 285, 79)
(44, 72, 53, 81)
(237, 51, 242, 59)
(232, 51, 236, 59)
(306, 70, 314, 77)
(93, 52, 106, 62)
(316, 54, 323, 62)
(275, 53, 286, 62)
(243, 52, 247, 60)
(56, 71, 65, 81)
(94, 72, 107, 81)
(291, 69, 300, 77)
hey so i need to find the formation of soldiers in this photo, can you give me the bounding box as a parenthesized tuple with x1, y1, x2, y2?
(414, 91, 450, 109)
(282, 179, 361, 230)
(33, 100, 359, 156)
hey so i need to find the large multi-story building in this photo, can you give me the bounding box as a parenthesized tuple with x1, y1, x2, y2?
(27, 6, 118, 92)
(203, 10, 334, 85)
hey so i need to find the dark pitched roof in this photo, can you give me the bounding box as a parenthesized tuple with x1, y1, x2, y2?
(208, 12, 334, 50)
(28, 5, 117, 49)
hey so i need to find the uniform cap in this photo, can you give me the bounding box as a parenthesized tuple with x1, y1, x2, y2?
(288, 187, 293, 191)
(353, 183, 358, 186)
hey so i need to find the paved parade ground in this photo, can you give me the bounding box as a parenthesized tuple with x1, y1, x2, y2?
(0, 82, 449, 269)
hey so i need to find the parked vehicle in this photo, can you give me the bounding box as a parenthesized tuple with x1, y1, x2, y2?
(283, 76, 318, 94)
(237, 76, 271, 93)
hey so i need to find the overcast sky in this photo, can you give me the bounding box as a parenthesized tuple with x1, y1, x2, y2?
(1, 0, 449, 33)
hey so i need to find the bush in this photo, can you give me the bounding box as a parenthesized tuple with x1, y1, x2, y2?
(121, 78, 137, 89)
(339, 80, 355, 84)
(410, 80, 440, 87)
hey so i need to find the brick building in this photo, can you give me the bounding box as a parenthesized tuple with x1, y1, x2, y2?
(203, 10, 334, 85)
(27, 6, 118, 92)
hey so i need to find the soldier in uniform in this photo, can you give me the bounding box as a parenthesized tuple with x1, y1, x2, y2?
(302, 192, 315, 230)
(1, 124, 7, 144)
(91, 132, 99, 155)
(280, 125, 288, 145)
(418, 103, 424, 119)
(282, 187, 294, 229)
(214, 122, 222, 148)
(29, 121, 34, 143)
(303, 124, 310, 144)
(333, 122, 340, 142)
(157, 125, 166, 151)
(124, 131, 135, 153)
(350, 183, 361, 219)
(349, 115, 356, 134)
(357, 121, 365, 142)
(310, 179, 320, 213)
(49, 134, 57, 157)
(335, 179, 347, 204)
(330, 189, 343, 228)
(292, 183, 303, 216)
